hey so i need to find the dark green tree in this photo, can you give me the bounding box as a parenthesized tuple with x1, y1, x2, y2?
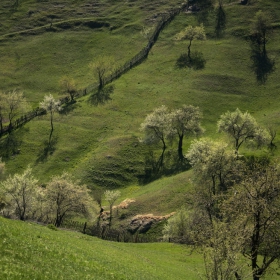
(250, 10, 272, 54)
(215, 0, 226, 38)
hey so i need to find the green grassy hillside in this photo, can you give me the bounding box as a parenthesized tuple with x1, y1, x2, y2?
(0, 216, 204, 280)
(2, 1, 280, 278)
(1, 215, 280, 280)
(1, 0, 280, 205)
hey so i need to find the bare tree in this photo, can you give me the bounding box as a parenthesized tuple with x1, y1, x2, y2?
(89, 56, 115, 90)
(59, 76, 77, 103)
(250, 10, 272, 54)
(104, 190, 120, 227)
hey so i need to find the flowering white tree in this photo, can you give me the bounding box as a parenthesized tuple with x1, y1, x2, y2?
(170, 105, 204, 160)
(176, 24, 206, 60)
(162, 208, 188, 241)
(45, 172, 94, 227)
(140, 105, 172, 151)
(217, 108, 269, 154)
(140, 105, 173, 171)
(2, 89, 29, 132)
(40, 94, 61, 147)
(186, 138, 236, 195)
(1, 167, 38, 220)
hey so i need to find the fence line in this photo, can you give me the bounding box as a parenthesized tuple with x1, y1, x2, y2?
(43, 217, 159, 243)
(0, 211, 167, 243)
(0, 3, 188, 138)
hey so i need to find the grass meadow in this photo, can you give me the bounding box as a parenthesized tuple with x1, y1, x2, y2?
(0, 216, 205, 280)
(0, 0, 279, 217)
(2, 2, 280, 182)
(1, 216, 280, 280)
(1, 0, 280, 278)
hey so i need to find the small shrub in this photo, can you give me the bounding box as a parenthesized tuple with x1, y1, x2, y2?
(47, 224, 58, 231)
(119, 213, 127, 220)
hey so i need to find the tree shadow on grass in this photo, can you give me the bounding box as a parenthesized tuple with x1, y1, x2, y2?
(176, 52, 206, 70)
(138, 150, 191, 185)
(138, 151, 164, 184)
(36, 136, 58, 163)
(164, 150, 191, 175)
(59, 100, 80, 115)
(88, 85, 114, 106)
(250, 48, 275, 84)
(0, 127, 28, 159)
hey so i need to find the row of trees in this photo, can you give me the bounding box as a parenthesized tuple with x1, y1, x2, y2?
(0, 89, 63, 141)
(140, 105, 204, 161)
(0, 58, 113, 137)
(0, 163, 122, 229)
(161, 108, 278, 279)
(141, 106, 271, 164)
(0, 168, 95, 227)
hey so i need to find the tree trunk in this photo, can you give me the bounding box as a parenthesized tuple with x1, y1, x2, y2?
(262, 31, 267, 55)
(55, 214, 63, 227)
(109, 205, 112, 228)
(251, 212, 261, 280)
(178, 134, 184, 161)
(48, 113, 54, 147)
(98, 73, 103, 90)
(235, 138, 240, 156)
(19, 206, 25, 221)
(211, 175, 216, 196)
(157, 139, 166, 172)
(19, 205, 26, 221)
(70, 91, 75, 102)
(0, 115, 3, 134)
(8, 112, 13, 134)
(188, 39, 192, 60)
